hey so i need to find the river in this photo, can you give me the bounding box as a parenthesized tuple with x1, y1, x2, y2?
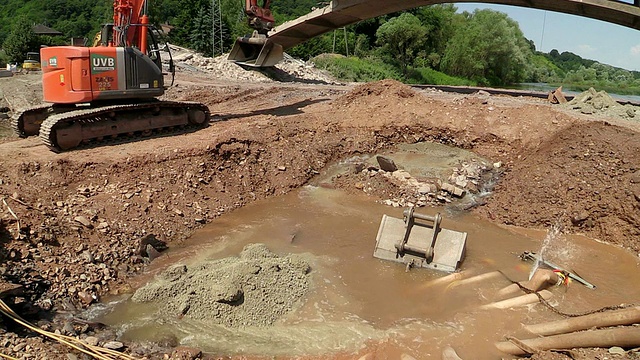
(516, 82, 640, 103)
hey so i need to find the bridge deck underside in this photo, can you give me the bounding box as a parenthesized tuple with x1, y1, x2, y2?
(268, 0, 640, 51)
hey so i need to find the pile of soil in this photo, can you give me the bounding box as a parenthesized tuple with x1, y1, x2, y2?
(132, 244, 311, 327)
(478, 121, 640, 251)
(333, 79, 415, 107)
(331, 80, 428, 129)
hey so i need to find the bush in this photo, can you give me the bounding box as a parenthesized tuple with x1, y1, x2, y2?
(408, 67, 476, 86)
(311, 54, 401, 82)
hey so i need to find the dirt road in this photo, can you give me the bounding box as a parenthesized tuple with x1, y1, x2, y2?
(0, 68, 639, 359)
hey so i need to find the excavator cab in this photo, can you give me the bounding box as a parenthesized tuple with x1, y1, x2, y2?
(41, 23, 173, 104)
(228, 0, 284, 67)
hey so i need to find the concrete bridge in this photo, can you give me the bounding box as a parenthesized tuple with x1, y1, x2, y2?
(268, 0, 640, 51)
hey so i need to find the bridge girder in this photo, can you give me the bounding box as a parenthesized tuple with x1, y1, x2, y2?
(268, 0, 640, 51)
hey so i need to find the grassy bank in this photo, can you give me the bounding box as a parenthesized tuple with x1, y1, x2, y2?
(311, 54, 475, 86)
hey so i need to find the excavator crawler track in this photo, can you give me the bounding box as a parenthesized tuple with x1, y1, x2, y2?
(11, 104, 55, 138)
(39, 101, 210, 152)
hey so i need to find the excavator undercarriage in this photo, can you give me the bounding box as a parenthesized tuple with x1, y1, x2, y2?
(13, 101, 210, 152)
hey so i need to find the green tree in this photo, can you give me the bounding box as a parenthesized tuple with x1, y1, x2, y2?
(413, 4, 459, 70)
(375, 13, 427, 77)
(3, 17, 38, 64)
(190, 5, 213, 55)
(441, 9, 531, 85)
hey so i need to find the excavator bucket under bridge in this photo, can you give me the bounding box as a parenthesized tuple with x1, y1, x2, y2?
(228, 33, 283, 67)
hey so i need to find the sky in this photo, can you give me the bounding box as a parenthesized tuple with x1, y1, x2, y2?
(454, 2, 640, 71)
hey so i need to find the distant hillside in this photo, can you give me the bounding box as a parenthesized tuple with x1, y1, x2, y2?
(545, 49, 640, 80)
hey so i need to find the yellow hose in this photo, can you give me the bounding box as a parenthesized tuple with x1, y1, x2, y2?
(0, 353, 19, 360)
(0, 299, 138, 360)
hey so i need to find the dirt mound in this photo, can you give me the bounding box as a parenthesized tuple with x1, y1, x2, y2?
(478, 121, 640, 251)
(331, 79, 433, 128)
(333, 79, 416, 107)
(132, 244, 311, 327)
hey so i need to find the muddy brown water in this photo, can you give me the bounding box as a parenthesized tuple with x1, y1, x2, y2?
(93, 144, 640, 359)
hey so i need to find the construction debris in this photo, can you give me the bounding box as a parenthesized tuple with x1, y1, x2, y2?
(166, 44, 339, 84)
(548, 86, 568, 104)
(563, 87, 638, 119)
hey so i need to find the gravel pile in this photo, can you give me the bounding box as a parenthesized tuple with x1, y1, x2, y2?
(168, 44, 339, 84)
(132, 243, 311, 327)
(564, 87, 637, 120)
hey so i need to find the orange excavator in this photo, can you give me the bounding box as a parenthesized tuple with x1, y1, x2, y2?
(11, 0, 210, 152)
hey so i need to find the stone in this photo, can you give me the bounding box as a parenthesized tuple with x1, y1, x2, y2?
(73, 216, 93, 229)
(137, 234, 168, 257)
(376, 155, 397, 172)
(103, 341, 124, 351)
(146, 244, 162, 261)
(571, 211, 589, 225)
(609, 346, 625, 355)
(418, 185, 432, 195)
(627, 108, 636, 118)
(277, 165, 286, 171)
(441, 183, 465, 197)
(393, 170, 412, 180)
(83, 336, 99, 346)
(77, 291, 94, 305)
(171, 346, 202, 360)
(80, 250, 94, 263)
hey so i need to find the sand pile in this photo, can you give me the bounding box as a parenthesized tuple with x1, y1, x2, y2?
(132, 243, 311, 327)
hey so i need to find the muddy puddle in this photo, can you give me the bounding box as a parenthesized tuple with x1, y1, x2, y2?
(91, 143, 640, 359)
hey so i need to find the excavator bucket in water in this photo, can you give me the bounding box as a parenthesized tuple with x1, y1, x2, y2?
(373, 207, 467, 273)
(228, 34, 283, 67)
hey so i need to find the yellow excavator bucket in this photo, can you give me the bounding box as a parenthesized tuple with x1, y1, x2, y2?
(228, 34, 283, 68)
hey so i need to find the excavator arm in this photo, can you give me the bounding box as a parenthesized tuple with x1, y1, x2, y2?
(245, 0, 275, 33)
(112, 0, 150, 54)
